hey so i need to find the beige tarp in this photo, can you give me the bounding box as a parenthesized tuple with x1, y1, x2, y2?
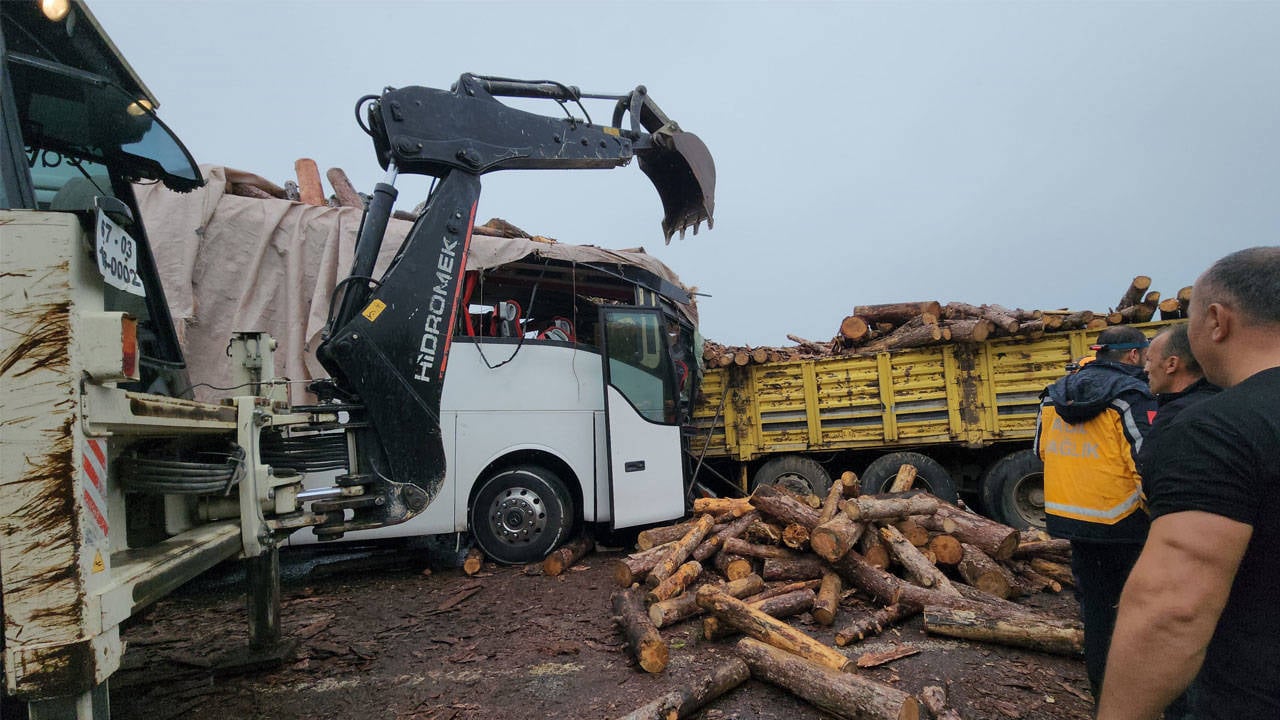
(135, 165, 692, 403)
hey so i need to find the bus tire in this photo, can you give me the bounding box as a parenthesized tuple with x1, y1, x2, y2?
(862, 451, 958, 503)
(980, 449, 1045, 531)
(470, 465, 573, 564)
(751, 455, 832, 497)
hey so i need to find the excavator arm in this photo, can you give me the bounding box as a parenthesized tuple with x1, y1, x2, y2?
(310, 74, 714, 537)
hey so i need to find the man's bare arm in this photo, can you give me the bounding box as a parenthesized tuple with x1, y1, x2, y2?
(1097, 511, 1252, 720)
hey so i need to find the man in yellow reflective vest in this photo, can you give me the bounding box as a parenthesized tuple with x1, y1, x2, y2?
(1035, 325, 1156, 701)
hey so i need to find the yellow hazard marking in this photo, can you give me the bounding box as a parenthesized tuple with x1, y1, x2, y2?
(92, 551, 105, 573)
(603, 127, 620, 137)
(362, 299, 387, 322)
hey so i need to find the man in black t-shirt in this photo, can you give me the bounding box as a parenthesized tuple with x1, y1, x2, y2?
(1099, 246, 1280, 720)
(1136, 323, 1219, 476)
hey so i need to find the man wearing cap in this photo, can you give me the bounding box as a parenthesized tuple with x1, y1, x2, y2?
(1035, 325, 1156, 699)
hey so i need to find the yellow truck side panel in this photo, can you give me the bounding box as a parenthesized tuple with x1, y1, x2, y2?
(692, 321, 1175, 462)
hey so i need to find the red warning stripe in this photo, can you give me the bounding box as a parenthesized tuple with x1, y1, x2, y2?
(84, 490, 109, 536)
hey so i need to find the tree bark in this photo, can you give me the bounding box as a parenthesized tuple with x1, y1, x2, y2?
(638, 519, 702, 550)
(879, 525, 960, 595)
(859, 527, 891, 569)
(696, 586, 846, 669)
(1011, 539, 1072, 560)
(818, 478, 846, 524)
(735, 638, 920, 720)
(854, 301, 943, 328)
(751, 483, 823, 529)
(649, 573, 765, 629)
(857, 322, 944, 354)
(543, 535, 594, 577)
(918, 502, 1019, 560)
(745, 519, 784, 545)
(703, 588, 816, 640)
(325, 167, 364, 208)
(761, 556, 828, 582)
(841, 495, 939, 522)
(1117, 275, 1153, 310)
(834, 603, 920, 646)
(813, 571, 843, 626)
(888, 464, 917, 493)
(810, 513, 866, 562)
(956, 543, 1015, 599)
(722, 537, 797, 560)
(923, 604, 1084, 656)
(614, 543, 674, 587)
(648, 515, 716, 586)
(920, 686, 962, 720)
(613, 657, 750, 720)
(693, 511, 759, 562)
(647, 560, 703, 604)
(692, 497, 753, 517)
(612, 587, 668, 673)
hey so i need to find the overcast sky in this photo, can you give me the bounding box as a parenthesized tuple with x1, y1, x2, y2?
(92, 1, 1280, 347)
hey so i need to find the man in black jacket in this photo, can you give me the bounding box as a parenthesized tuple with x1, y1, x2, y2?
(1138, 324, 1220, 472)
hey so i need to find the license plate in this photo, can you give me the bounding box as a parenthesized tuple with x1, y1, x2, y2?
(95, 209, 146, 297)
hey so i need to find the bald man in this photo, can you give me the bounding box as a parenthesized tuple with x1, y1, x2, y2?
(1099, 246, 1280, 720)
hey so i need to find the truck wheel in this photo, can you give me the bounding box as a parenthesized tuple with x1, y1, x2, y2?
(980, 450, 1045, 531)
(470, 465, 573, 565)
(751, 455, 832, 497)
(862, 451, 958, 503)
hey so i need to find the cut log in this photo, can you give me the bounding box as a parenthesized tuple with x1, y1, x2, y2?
(835, 603, 920, 646)
(1087, 317, 1110, 331)
(1117, 275, 1153, 310)
(638, 519, 701, 551)
(692, 497, 753, 517)
(920, 686, 963, 720)
(648, 515, 716, 586)
(294, 158, 326, 206)
(761, 555, 828, 582)
(1006, 559, 1063, 594)
(1117, 302, 1157, 323)
(696, 586, 845, 669)
(813, 571, 843, 626)
(613, 657, 750, 720)
(839, 315, 871, 343)
(893, 518, 930, 547)
(1177, 285, 1193, 315)
(543, 535, 594, 577)
(889, 464, 917, 493)
(229, 182, 275, 200)
(463, 546, 485, 576)
(1143, 290, 1161, 307)
(781, 523, 811, 550)
(817, 478, 846, 524)
(611, 587, 668, 673)
(714, 552, 754, 581)
(1158, 297, 1183, 320)
(859, 527, 891, 569)
(751, 347, 769, 364)
(957, 543, 1015, 600)
(810, 513, 866, 563)
(325, 167, 364, 208)
(648, 573, 766, 629)
(750, 483, 823, 529)
(879, 525, 960, 595)
(734, 351, 749, 366)
(735, 637, 920, 720)
(693, 511, 759, 563)
(1058, 310, 1095, 331)
(927, 534, 964, 566)
(1011, 538, 1071, 559)
(857, 322, 944, 354)
(840, 495, 939, 522)
(703, 588, 815, 641)
(741, 579, 822, 604)
(923, 604, 1084, 656)
(854, 301, 943, 328)
(918, 502, 1019, 560)
(646, 560, 703, 604)
(722, 537, 796, 561)
(942, 318, 992, 343)
(839, 470, 861, 498)
(1029, 557, 1075, 587)
(614, 543, 675, 587)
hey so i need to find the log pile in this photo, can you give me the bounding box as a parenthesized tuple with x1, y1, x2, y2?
(608, 468, 1082, 719)
(703, 275, 1192, 368)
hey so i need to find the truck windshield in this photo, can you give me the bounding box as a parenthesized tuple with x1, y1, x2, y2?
(5, 52, 200, 193)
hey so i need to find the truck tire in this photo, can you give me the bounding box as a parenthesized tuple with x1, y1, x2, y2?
(470, 465, 573, 565)
(980, 449, 1046, 531)
(751, 455, 832, 497)
(862, 451, 958, 503)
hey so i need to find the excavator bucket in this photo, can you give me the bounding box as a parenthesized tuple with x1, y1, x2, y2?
(637, 130, 716, 243)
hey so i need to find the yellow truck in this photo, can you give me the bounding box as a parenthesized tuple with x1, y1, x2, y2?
(689, 319, 1177, 529)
